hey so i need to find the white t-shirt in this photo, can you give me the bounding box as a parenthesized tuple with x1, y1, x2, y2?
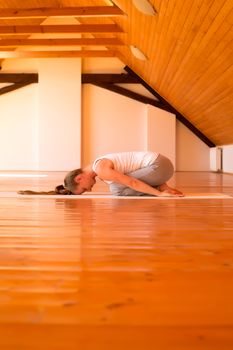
(92, 151, 159, 177)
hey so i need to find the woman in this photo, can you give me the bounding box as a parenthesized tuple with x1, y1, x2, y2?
(57, 151, 184, 197)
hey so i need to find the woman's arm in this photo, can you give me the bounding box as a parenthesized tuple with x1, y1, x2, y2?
(95, 159, 182, 197)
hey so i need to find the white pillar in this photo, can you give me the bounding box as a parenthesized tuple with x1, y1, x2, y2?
(37, 58, 81, 170)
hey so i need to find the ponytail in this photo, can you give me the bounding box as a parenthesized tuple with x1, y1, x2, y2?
(17, 190, 57, 195)
(18, 168, 83, 195)
(18, 185, 72, 195)
(55, 184, 72, 195)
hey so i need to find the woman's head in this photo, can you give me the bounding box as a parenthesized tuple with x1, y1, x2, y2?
(55, 168, 96, 195)
(64, 168, 83, 193)
(54, 168, 82, 195)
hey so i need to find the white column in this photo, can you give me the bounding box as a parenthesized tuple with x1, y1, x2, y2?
(37, 58, 81, 170)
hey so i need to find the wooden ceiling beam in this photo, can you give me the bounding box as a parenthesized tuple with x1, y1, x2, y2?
(0, 6, 124, 18)
(82, 73, 139, 84)
(93, 83, 170, 112)
(0, 50, 118, 58)
(0, 73, 38, 95)
(0, 38, 123, 47)
(0, 24, 123, 35)
(0, 82, 35, 95)
(0, 73, 38, 83)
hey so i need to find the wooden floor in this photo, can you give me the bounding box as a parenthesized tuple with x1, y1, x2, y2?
(0, 171, 233, 349)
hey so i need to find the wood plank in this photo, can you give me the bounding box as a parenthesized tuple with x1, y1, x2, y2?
(150, 0, 178, 88)
(164, 0, 230, 96)
(0, 50, 118, 58)
(0, 324, 232, 350)
(178, 14, 233, 114)
(0, 171, 233, 349)
(109, 0, 233, 146)
(155, 0, 196, 90)
(0, 24, 123, 34)
(0, 6, 124, 18)
(0, 38, 124, 47)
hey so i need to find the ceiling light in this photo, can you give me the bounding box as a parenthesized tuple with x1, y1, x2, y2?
(132, 0, 156, 16)
(130, 45, 147, 60)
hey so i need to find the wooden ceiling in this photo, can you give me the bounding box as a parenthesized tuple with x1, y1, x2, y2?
(0, 0, 233, 146)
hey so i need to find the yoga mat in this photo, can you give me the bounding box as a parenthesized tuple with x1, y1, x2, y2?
(0, 192, 232, 199)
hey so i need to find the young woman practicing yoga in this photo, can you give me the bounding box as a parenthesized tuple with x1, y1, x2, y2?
(19, 151, 183, 197)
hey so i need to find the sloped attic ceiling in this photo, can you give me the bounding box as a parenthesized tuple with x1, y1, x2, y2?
(0, 0, 232, 146)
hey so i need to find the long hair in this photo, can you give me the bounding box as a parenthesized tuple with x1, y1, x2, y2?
(18, 168, 83, 195)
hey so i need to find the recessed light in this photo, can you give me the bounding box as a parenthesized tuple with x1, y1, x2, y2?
(130, 45, 147, 60)
(132, 0, 156, 16)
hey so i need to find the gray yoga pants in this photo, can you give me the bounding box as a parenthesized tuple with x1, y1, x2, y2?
(109, 154, 174, 196)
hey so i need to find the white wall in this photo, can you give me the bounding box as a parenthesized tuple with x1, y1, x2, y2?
(176, 121, 210, 171)
(222, 145, 233, 173)
(146, 105, 176, 167)
(82, 57, 176, 166)
(0, 84, 38, 170)
(82, 58, 210, 171)
(0, 60, 38, 170)
(0, 58, 81, 171)
(82, 84, 176, 168)
(82, 84, 175, 166)
(82, 57, 123, 73)
(82, 84, 147, 165)
(0, 56, 213, 172)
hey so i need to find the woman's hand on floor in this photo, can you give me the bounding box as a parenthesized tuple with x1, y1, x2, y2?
(157, 190, 185, 197)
